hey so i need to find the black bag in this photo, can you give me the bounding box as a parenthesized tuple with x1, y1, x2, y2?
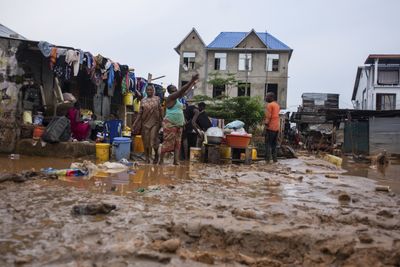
(42, 116, 71, 143)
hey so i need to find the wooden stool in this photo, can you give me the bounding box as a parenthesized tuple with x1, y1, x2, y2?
(202, 144, 221, 164)
(231, 146, 252, 165)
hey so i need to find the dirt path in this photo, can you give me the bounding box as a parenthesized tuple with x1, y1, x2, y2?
(0, 157, 399, 266)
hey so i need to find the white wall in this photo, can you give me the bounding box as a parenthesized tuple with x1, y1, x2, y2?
(355, 66, 400, 110)
(354, 68, 369, 109)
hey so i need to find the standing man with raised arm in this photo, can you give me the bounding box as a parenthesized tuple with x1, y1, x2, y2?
(159, 74, 199, 165)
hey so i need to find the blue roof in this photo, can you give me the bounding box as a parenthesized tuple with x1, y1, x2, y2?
(207, 31, 291, 50)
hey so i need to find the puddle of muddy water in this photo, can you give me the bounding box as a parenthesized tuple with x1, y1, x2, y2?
(0, 154, 77, 172)
(56, 164, 191, 196)
(342, 156, 400, 194)
(0, 154, 193, 196)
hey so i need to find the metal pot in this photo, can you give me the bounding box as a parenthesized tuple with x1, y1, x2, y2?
(207, 136, 223, 144)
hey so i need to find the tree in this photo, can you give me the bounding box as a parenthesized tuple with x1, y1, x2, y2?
(207, 72, 239, 97)
(191, 95, 264, 133)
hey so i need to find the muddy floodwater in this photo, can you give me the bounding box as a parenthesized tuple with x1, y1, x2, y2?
(342, 157, 400, 194)
(0, 154, 399, 266)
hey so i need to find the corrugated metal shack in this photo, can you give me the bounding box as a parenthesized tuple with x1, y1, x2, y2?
(324, 109, 400, 156)
(291, 93, 340, 152)
(0, 24, 140, 153)
(301, 93, 339, 112)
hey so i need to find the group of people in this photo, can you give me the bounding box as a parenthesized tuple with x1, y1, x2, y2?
(132, 72, 281, 165)
(66, 73, 281, 165)
(133, 74, 204, 165)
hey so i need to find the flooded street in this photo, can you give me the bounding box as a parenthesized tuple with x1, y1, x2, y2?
(342, 156, 400, 194)
(0, 155, 399, 266)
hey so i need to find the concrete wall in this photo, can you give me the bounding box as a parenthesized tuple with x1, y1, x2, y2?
(369, 117, 400, 154)
(0, 38, 22, 153)
(177, 31, 206, 95)
(205, 50, 289, 108)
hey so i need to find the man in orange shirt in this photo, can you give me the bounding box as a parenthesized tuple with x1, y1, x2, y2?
(264, 92, 280, 163)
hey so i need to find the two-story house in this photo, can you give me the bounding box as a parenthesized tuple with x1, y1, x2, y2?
(352, 54, 400, 110)
(174, 28, 292, 109)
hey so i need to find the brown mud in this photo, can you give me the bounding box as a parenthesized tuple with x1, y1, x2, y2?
(0, 156, 399, 266)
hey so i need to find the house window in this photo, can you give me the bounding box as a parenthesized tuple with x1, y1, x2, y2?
(238, 53, 252, 71)
(212, 84, 225, 98)
(267, 54, 280, 71)
(376, 93, 396, 110)
(265, 83, 278, 100)
(183, 52, 196, 70)
(238, 82, 251, 96)
(378, 69, 399, 85)
(214, 53, 227, 70)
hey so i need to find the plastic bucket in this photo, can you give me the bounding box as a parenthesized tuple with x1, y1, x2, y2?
(96, 143, 110, 161)
(252, 148, 257, 160)
(113, 137, 131, 161)
(134, 135, 144, 153)
(33, 126, 45, 140)
(23, 111, 32, 124)
(123, 93, 133, 105)
(190, 147, 202, 162)
(133, 99, 140, 112)
(220, 145, 231, 159)
(122, 130, 131, 137)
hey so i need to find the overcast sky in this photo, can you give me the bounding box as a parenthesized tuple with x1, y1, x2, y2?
(1, 0, 399, 110)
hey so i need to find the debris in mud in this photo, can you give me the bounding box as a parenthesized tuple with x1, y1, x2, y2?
(136, 249, 171, 263)
(237, 253, 256, 265)
(372, 150, 389, 166)
(232, 208, 265, 219)
(193, 251, 215, 265)
(358, 232, 374, 244)
(338, 193, 351, 202)
(325, 174, 339, 179)
(159, 238, 181, 253)
(0, 171, 57, 183)
(376, 210, 394, 218)
(265, 180, 281, 186)
(375, 186, 391, 192)
(72, 203, 116, 215)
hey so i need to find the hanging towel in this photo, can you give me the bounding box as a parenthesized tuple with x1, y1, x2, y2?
(107, 65, 114, 90)
(49, 47, 57, 70)
(65, 50, 80, 76)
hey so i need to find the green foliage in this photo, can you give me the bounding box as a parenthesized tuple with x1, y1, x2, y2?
(191, 72, 264, 133)
(208, 72, 239, 87)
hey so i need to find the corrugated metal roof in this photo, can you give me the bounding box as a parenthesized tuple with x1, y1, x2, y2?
(0, 24, 26, 40)
(207, 31, 291, 50)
